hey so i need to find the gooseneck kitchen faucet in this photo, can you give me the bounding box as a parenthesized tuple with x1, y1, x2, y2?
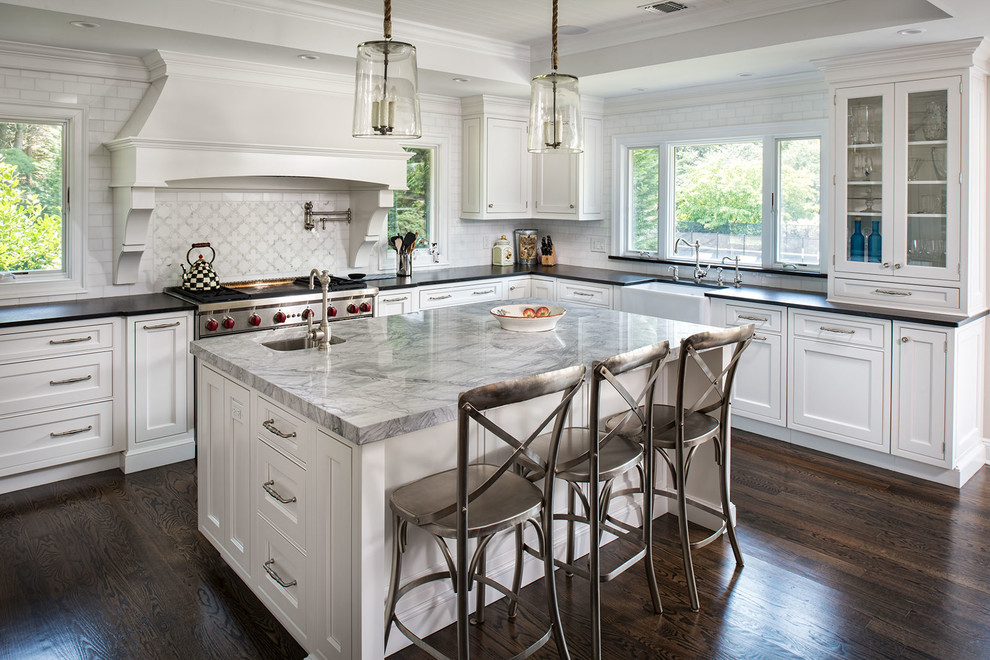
(674, 238, 710, 283)
(308, 268, 333, 350)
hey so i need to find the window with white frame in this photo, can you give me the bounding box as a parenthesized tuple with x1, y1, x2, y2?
(385, 136, 448, 265)
(617, 122, 824, 271)
(0, 102, 85, 297)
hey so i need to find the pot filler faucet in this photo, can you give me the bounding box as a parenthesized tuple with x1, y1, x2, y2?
(308, 268, 333, 350)
(674, 238, 710, 284)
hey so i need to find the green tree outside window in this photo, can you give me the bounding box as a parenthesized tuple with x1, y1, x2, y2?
(388, 146, 432, 248)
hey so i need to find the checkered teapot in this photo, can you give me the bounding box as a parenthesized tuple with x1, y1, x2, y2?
(181, 243, 221, 291)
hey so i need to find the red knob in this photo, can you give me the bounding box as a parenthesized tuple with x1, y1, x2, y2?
(273, 311, 287, 324)
(205, 319, 219, 332)
(359, 302, 371, 313)
(347, 304, 358, 314)
(302, 308, 314, 320)
(248, 314, 262, 326)
(328, 306, 338, 317)
(222, 317, 235, 329)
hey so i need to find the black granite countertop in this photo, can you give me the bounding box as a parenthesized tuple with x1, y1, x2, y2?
(372, 263, 657, 291)
(0, 294, 195, 329)
(703, 286, 987, 327)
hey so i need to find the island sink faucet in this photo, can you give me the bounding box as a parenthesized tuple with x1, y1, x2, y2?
(674, 238, 710, 284)
(308, 268, 333, 351)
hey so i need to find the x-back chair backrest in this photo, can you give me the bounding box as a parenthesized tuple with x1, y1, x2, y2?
(557, 341, 670, 474)
(414, 364, 587, 527)
(674, 324, 755, 429)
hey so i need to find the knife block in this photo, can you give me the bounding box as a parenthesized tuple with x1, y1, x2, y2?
(541, 247, 557, 266)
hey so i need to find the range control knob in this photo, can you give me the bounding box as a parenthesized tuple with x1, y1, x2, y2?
(222, 317, 235, 330)
(205, 318, 219, 332)
(328, 306, 338, 317)
(301, 308, 314, 320)
(359, 302, 371, 313)
(346, 303, 358, 314)
(273, 311, 287, 324)
(248, 314, 262, 326)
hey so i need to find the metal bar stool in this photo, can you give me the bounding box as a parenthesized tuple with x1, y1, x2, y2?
(384, 364, 586, 659)
(606, 324, 753, 612)
(526, 341, 670, 658)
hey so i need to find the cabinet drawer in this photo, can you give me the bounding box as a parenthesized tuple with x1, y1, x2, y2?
(832, 278, 961, 311)
(255, 516, 308, 643)
(790, 311, 889, 349)
(256, 439, 307, 551)
(256, 395, 312, 466)
(0, 401, 115, 477)
(0, 351, 113, 417)
(0, 321, 115, 361)
(723, 303, 783, 333)
(556, 281, 611, 308)
(418, 281, 504, 309)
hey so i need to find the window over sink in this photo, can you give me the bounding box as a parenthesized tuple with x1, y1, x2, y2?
(617, 121, 825, 272)
(384, 135, 449, 268)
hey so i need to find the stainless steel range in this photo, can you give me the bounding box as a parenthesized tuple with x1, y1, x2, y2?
(166, 276, 378, 339)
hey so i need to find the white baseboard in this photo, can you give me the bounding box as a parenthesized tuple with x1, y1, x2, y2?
(0, 453, 122, 495)
(120, 432, 196, 474)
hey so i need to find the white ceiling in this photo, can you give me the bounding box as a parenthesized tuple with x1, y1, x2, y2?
(0, 0, 988, 98)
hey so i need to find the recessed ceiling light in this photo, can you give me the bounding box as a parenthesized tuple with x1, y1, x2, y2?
(558, 25, 588, 36)
(737, 72, 753, 78)
(897, 28, 925, 36)
(297, 54, 320, 61)
(632, 87, 648, 93)
(69, 20, 100, 29)
(452, 77, 470, 83)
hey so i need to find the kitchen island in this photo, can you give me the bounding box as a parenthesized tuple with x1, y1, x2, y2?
(190, 300, 731, 660)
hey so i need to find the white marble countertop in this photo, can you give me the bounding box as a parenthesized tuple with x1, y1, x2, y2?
(189, 299, 715, 445)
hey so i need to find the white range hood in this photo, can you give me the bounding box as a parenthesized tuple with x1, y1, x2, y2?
(106, 51, 409, 284)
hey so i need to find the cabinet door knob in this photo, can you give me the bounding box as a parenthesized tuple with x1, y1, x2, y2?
(894, 263, 902, 269)
(901, 336, 910, 343)
(882, 262, 890, 268)
(488, 203, 494, 208)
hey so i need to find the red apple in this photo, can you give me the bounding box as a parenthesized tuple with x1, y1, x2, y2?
(536, 306, 551, 317)
(522, 307, 536, 318)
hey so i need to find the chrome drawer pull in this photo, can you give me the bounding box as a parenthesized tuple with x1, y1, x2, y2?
(874, 289, 912, 297)
(573, 291, 595, 297)
(752, 335, 767, 341)
(263, 480, 297, 504)
(820, 326, 856, 335)
(49, 336, 92, 345)
(263, 419, 297, 439)
(263, 559, 297, 588)
(428, 294, 452, 300)
(381, 297, 407, 303)
(473, 289, 495, 295)
(50, 425, 92, 438)
(143, 321, 180, 330)
(738, 314, 768, 322)
(50, 374, 92, 386)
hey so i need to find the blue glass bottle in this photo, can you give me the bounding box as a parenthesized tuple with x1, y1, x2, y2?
(867, 220, 882, 263)
(850, 218, 865, 261)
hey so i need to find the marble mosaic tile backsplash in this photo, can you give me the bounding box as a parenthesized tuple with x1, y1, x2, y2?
(152, 192, 350, 288)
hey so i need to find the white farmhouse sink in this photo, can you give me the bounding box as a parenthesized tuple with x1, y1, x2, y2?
(619, 280, 716, 325)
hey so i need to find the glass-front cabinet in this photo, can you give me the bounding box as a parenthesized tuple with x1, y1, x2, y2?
(834, 77, 960, 283)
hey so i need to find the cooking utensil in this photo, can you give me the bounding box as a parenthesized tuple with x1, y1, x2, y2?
(402, 231, 416, 253)
(180, 243, 221, 291)
(392, 236, 403, 252)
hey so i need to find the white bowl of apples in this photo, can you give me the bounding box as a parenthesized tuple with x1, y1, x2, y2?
(490, 304, 566, 332)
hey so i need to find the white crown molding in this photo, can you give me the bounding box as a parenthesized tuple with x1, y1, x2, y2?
(813, 37, 988, 82)
(208, 0, 530, 62)
(0, 39, 149, 82)
(419, 93, 461, 117)
(104, 136, 408, 160)
(605, 71, 826, 116)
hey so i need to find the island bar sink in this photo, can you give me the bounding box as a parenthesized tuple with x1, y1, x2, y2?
(262, 334, 346, 351)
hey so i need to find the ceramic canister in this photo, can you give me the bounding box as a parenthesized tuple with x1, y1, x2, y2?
(492, 235, 513, 266)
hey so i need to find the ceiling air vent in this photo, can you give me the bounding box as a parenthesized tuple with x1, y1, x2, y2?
(640, 1, 688, 14)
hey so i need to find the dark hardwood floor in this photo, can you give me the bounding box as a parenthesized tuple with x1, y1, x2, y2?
(1, 431, 987, 659)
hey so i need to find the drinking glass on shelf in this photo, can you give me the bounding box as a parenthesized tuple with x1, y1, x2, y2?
(908, 158, 923, 180)
(931, 146, 947, 180)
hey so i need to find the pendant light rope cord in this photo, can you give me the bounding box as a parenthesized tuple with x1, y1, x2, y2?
(383, 0, 392, 40)
(551, 0, 559, 71)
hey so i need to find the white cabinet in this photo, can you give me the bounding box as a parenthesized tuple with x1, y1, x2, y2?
(197, 363, 253, 580)
(787, 310, 891, 451)
(531, 276, 556, 300)
(418, 280, 504, 310)
(122, 312, 194, 473)
(375, 288, 416, 317)
(820, 41, 988, 316)
(461, 96, 531, 219)
(505, 276, 531, 299)
(533, 111, 604, 221)
(556, 279, 612, 308)
(0, 319, 123, 489)
(714, 301, 786, 426)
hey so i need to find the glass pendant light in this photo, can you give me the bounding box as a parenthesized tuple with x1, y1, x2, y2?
(528, 0, 581, 153)
(353, 0, 421, 138)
